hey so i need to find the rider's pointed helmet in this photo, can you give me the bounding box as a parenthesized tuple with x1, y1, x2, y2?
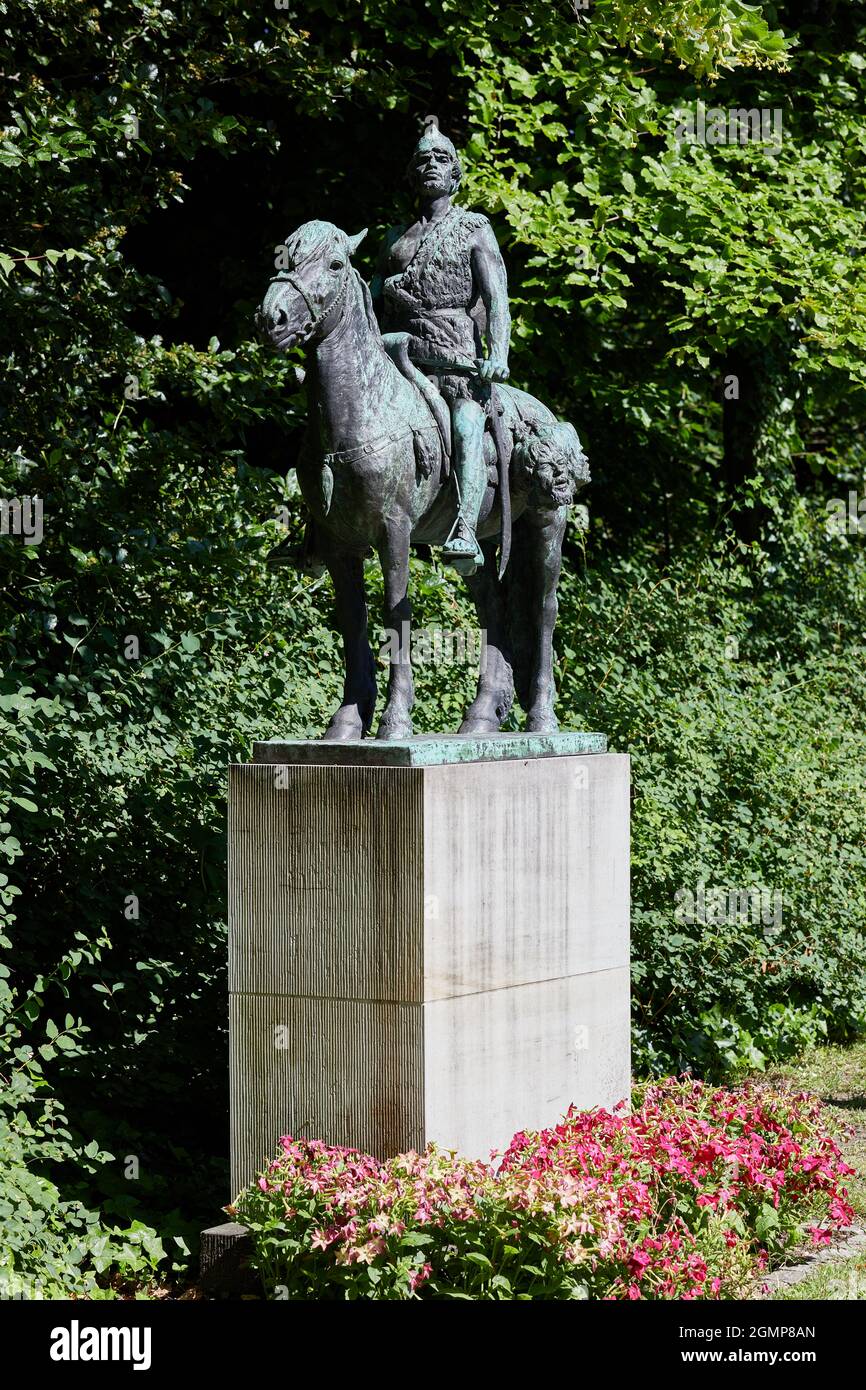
(408, 114, 462, 192)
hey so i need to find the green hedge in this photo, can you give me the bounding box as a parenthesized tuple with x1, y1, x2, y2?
(557, 507, 866, 1075)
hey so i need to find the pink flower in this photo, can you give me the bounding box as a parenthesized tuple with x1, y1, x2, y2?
(310, 1227, 337, 1251)
(409, 1263, 433, 1292)
(807, 1226, 832, 1248)
(351, 1237, 386, 1264)
(245, 1076, 854, 1302)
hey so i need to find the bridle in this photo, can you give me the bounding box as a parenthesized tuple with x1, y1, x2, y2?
(264, 236, 446, 484)
(267, 250, 354, 343)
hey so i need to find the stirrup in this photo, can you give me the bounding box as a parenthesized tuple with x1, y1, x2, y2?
(442, 516, 484, 574)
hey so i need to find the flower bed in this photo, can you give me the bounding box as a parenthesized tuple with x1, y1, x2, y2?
(233, 1079, 854, 1300)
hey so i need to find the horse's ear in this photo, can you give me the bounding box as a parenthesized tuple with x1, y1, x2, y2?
(347, 228, 368, 256)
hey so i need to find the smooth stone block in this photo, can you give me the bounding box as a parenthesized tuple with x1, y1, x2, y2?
(422, 755, 629, 998)
(228, 747, 630, 1195)
(230, 968, 630, 1193)
(228, 754, 629, 1000)
(424, 968, 630, 1159)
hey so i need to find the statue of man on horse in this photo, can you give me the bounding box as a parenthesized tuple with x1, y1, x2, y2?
(372, 115, 510, 575)
(256, 117, 589, 741)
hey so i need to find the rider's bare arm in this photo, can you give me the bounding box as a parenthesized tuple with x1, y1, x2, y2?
(471, 222, 511, 382)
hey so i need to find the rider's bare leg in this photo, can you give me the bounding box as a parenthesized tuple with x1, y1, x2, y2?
(442, 397, 486, 572)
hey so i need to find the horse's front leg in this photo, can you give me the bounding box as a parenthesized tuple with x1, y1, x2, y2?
(321, 542, 377, 740)
(376, 518, 414, 740)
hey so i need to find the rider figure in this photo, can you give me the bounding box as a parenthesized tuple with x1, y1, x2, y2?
(372, 116, 511, 574)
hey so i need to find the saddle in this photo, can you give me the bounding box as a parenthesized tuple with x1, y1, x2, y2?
(381, 331, 512, 476)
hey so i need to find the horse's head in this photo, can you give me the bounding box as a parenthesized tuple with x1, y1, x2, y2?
(255, 220, 367, 352)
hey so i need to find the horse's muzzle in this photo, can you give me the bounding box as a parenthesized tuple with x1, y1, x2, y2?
(254, 303, 310, 352)
(254, 306, 288, 350)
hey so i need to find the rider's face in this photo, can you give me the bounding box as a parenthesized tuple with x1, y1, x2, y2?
(412, 147, 454, 198)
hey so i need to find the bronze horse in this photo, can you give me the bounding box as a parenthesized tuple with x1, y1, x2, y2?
(256, 219, 588, 741)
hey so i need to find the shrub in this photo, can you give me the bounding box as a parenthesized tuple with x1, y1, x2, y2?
(557, 512, 866, 1076)
(0, 687, 186, 1297)
(0, 1027, 180, 1300)
(234, 1079, 854, 1301)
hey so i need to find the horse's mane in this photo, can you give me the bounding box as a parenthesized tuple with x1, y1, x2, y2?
(282, 219, 341, 269)
(356, 272, 382, 338)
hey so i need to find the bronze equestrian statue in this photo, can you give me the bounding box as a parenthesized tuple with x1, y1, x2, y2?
(256, 117, 588, 741)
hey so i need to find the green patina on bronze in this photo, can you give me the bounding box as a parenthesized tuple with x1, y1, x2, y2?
(252, 731, 607, 767)
(255, 116, 589, 742)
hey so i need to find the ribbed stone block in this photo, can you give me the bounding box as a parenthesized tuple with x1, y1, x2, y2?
(228, 739, 630, 1196)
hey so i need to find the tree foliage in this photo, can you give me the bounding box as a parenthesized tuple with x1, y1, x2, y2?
(0, 0, 864, 1272)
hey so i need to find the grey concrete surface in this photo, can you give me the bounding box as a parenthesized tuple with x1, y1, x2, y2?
(228, 748, 630, 1195)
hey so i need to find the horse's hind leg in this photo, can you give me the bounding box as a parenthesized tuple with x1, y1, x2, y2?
(508, 507, 565, 733)
(321, 542, 377, 741)
(459, 537, 515, 734)
(376, 518, 415, 740)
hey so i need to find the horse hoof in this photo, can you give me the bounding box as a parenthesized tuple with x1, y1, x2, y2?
(322, 717, 364, 741)
(458, 716, 501, 735)
(375, 716, 413, 741)
(525, 713, 559, 734)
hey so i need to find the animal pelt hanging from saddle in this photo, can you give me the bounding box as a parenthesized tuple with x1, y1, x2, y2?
(381, 325, 589, 509)
(490, 388, 590, 509)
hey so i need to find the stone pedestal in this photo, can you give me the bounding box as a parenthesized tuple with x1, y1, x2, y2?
(228, 733, 630, 1196)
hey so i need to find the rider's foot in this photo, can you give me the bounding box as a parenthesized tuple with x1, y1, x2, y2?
(442, 517, 484, 574)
